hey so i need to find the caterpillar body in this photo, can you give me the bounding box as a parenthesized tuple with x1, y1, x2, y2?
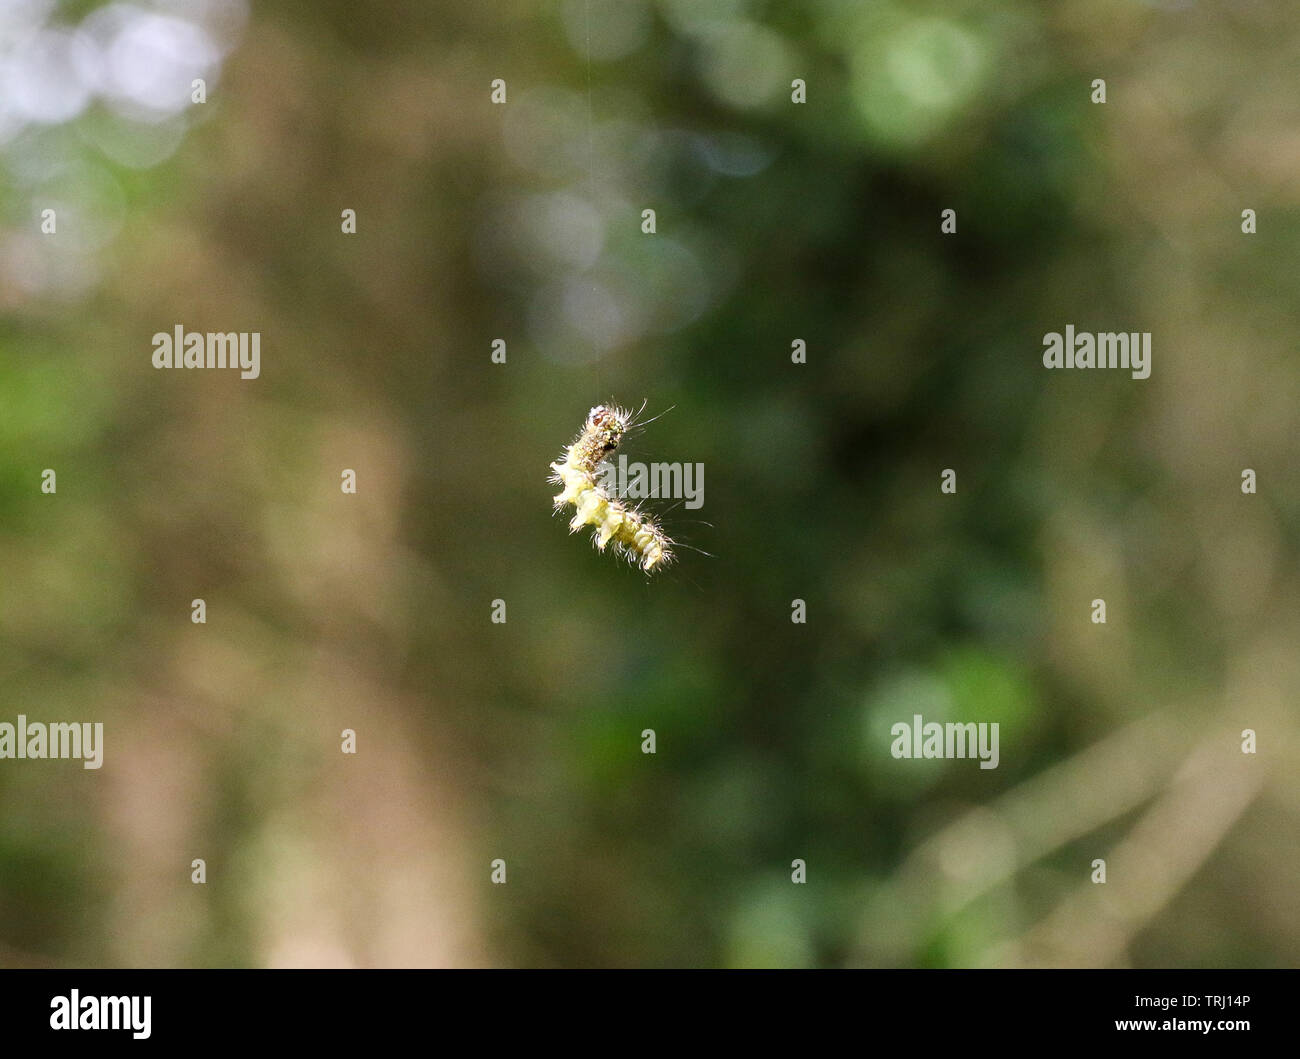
(549, 403, 675, 573)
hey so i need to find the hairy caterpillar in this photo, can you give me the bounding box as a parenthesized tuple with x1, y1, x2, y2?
(549, 403, 675, 573)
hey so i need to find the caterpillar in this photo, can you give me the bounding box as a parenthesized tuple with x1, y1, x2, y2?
(549, 403, 675, 573)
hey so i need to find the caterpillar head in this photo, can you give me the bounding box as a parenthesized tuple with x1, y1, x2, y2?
(587, 404, 627, 449)
(570, 404, 629, 469)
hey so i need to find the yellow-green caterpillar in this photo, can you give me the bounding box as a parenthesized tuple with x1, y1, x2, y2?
(549, 403, 675, 573)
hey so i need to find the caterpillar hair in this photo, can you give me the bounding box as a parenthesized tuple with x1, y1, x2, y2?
(549, 403, 676, 574)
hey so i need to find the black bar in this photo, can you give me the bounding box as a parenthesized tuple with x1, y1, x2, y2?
(0, 969, 1289, 1047)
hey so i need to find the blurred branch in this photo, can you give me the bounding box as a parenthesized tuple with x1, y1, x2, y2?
(990, 726, 1267, 967)
(903, 712, 1194, 909)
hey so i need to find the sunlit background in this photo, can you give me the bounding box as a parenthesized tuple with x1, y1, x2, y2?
(1, 0, 1298, 968)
